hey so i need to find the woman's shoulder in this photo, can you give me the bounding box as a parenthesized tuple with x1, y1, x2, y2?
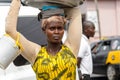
(61, 44, 76, 58)
(62, 44, 68, 49)
(61, 44, 73, 52)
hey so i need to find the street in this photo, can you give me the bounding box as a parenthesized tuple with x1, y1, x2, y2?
(90, 74, 108, 80)
(91, 77, 108, 80)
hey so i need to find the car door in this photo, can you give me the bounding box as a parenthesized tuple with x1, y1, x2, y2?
(96, 41, 110, 63)
(0, 68, 6, 80)
(92, 40, 111, 74)
(92, 41, 103, 64)
(4, 55, 36, 80)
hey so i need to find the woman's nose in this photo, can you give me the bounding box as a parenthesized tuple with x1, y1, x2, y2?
(54, 29, 59, 33)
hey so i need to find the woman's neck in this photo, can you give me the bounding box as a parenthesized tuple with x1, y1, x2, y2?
(46, 43, 62, 56)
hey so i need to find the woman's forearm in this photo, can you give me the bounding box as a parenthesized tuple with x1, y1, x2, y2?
(65, 6, 82, 57)
(5, 0, 21, 39)
(4, 0, 41, 64)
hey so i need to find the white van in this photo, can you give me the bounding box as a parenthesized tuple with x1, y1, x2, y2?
(0, 0, 46, 80)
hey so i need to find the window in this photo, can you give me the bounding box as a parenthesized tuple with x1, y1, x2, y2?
(111, 40, 120, 50)
(101, 45, 110, 51)
(100, 41, 110, 51)
(91, 42, 101, 54)
(13, 54, 30, 66)
(0, 0, 11, 2)
(0, 0, 11, 5)
(17, 16, 47, 45)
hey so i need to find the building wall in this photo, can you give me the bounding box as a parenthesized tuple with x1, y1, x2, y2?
(86, 0, 120, 41)
(116, 0, 120, 35)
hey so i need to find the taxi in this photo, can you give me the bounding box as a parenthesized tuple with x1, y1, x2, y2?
(91, 36, 120, 80)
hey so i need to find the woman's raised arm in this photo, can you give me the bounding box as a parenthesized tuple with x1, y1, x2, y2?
(5, 0, 41, 64)
(5, 0, 21, 36)
(64, 6, 82, 57)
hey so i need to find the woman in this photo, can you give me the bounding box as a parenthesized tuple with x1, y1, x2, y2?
(5, 0, 82, 79)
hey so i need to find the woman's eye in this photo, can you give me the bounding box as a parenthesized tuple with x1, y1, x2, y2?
(49, 26, 64, 31)
(49, 27, 55, 30)
(58, 27, 63, 30)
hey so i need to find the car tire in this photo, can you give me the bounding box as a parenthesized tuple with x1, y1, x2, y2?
(107, 65, 117, 80)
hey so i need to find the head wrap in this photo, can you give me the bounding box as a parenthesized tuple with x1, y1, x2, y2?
(38, 6, 65, 20)
(38, 5, 66, 30)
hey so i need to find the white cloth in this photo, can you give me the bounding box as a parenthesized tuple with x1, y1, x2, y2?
(76, 66, 80, 80)
(78, 34, 93, 75)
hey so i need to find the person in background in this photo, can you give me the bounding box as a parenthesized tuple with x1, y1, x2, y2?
(77, 21, 95, 80)
(5, 0, 82, 80)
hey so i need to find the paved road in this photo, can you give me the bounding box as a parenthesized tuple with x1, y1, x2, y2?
(90, 74, 108, 80)
(91, 77, 108, 80)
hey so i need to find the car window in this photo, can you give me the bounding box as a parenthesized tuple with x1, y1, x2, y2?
(111, 39, 120, 50)
(17, 16, 47, 45)
(0, 0, 11, 6)
(0, 0, 11, 2)
(13, 54, 30, 66)
(117, 45, 120, 50)
(91, 41, 102, 53)
(101, 45, 110, 51)
(100, 40, 111, 51)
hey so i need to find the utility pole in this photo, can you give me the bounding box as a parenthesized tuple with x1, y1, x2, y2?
(94, 0, 101, 40)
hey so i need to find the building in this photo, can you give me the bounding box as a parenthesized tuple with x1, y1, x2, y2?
(85, 0, 120, 41)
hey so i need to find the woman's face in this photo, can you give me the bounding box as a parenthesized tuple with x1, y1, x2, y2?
(45, 21, 64, 43)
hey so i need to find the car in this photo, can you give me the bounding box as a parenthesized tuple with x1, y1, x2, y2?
(91, 36, 120, 80)
(0, 55, 36, 80)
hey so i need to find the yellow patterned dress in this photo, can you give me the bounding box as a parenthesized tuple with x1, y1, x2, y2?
(32, 45, 77, 80)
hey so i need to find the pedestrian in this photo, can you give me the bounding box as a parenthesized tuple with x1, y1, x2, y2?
(5, 0, 82, 80)
(77, 21, 95, 80)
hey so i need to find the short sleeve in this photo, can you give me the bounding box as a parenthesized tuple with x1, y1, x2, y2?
(78, 37, 86, 58)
